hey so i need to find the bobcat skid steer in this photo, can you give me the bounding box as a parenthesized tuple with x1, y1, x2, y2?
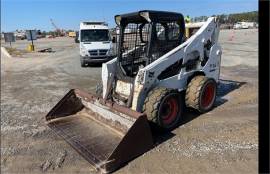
(46, 10, 222, 173)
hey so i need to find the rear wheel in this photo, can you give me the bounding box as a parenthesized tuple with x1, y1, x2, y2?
(143, 87, 183, 130)
(185, 76, 217, 113)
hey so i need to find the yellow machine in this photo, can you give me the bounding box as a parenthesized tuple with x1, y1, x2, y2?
(185, 21, 205, 38)
(68, 31, 76, 37)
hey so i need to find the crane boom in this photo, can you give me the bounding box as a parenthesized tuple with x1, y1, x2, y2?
(50, 18, 59, 30)
(50, 18, 65, 36)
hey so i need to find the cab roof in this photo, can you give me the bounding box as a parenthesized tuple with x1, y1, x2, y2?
(115, 10, 184, 25)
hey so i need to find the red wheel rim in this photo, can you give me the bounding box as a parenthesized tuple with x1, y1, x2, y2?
(201, 82, 215, 109)
(160, 96, 179, 125)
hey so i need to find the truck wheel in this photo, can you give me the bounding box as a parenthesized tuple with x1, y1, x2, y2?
(80, 58, 87, 67)
(185, 76, 217, 113)
(143, 87, 183, 130)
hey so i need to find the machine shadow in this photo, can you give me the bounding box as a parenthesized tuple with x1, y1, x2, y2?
(215, 79, 246, 106)
(151, 79, 246, 145)
(179, 79, 246, 127)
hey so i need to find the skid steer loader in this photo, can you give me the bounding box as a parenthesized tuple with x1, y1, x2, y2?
(46, 10, 222, 173)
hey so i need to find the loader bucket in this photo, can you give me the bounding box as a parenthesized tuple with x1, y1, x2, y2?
(46, 89, 154, 173)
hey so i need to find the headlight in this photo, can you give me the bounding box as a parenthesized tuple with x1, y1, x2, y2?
(107, 49, 115, 56)
(81, 46, 87, 55)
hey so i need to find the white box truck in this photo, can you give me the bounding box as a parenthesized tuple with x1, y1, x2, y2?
(233, 22, 255, 29)
(79, 21, 116, 67)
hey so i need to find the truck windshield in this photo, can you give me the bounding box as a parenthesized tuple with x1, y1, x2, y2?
(81, 29, 109, 42)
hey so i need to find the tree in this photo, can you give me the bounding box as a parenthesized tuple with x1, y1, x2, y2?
(191, 11, 258, 24)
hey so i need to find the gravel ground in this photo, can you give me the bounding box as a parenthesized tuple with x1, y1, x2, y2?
(1, 29, 258, 174)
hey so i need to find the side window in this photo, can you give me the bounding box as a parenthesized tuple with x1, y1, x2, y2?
(149, 22, 182, 64)
(155, 22, 181, 41)
(156, 23, 166, 41)
(167, 23, 180, 40)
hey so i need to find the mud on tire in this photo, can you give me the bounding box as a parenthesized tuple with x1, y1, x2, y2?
(185, 75, 217, 113)
(143, 87, 183, 130)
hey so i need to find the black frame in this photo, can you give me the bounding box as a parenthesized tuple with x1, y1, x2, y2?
(115, 10, 185, 80)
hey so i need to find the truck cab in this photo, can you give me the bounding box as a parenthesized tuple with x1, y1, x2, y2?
(79, 21, 116, 67)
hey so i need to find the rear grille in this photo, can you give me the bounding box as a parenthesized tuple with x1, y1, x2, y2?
(89, 49, 108, 56)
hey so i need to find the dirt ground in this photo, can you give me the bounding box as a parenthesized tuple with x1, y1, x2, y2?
(1, 29, 258, 174)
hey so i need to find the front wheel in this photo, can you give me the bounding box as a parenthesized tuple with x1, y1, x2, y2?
(80, 57, 87, 67)
(143, 87, 183, 130)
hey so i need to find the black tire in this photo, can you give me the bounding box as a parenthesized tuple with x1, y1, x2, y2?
(80, 57, 87, 67)
(143, 87, 183, 130)
(185, 76, 217, 113)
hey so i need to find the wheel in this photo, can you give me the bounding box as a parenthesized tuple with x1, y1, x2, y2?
(143, 87, 183, 130)
(185, 75, 217, 113)
(80, 58, 87, 67)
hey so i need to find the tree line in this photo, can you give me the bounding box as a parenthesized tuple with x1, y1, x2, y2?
(192, 11, 258, 24)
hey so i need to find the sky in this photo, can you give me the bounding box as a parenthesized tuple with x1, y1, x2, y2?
(1, 0, 258, 32)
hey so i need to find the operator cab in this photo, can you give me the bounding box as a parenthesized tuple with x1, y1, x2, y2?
(115, 10, 185, 80)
